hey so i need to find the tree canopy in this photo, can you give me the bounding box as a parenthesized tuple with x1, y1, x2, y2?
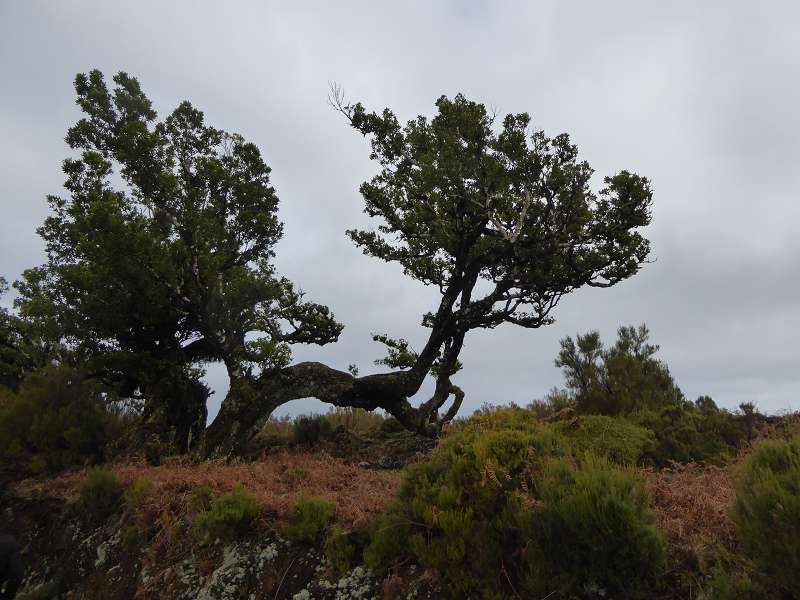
(13, 71, 342, 451)
(3, 71, 654, 456)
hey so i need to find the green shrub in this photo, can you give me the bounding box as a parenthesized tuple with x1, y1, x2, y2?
(698, 564, 766, 600)
(292, 414, 334, 446)
(79, 467, 123, 520)
(124, 478, 154, 510)
(631, 404, 745, 465)
(0, 366, 109, 474)
(188, 485, 214, 514)
(556, 415, 656, 465)
(121, 525, 143, 553)
(324, 524, 362, 575)
(520, 455, 665, 597)
(193, 483, 260, 543)
(364, 429, 664, 599)
(733, 437, 800, 595)
(286, 496, 336, 543)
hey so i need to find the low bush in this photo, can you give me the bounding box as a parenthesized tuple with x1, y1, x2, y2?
(292, 415, 334, 446)
(324, 525, 362, 575)
(325, 406, 385, 434)
(732, 436, 800, 596)
(698, 563, 766, 600)
(631, 404, 747, 466)
(187, 485, 214, 514)
(556, 415, 656, 465)
(193, 483, 260, 543)
(520, 455, 665, 597)
(79, 467, 123, 520)
(286, 496, 336, 543)
(124, 478, 154, 510)
(0, 366, 109, 474)
(364, 429, 664, 599)
(121, 525, 143, 554)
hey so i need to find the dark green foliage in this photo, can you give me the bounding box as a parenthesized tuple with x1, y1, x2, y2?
(193, 484, 260, 543)
(630, 402, 749, 465)
(698, 564, 767, 600)
(324, 525, 363, 575)
(188, 485, 214, 514)
(79, 467, 123, 520)
(0, 366, 109, 474)
(292, 415, 334, 446)
(556, 325, 753, 465)
(519, 456, 665, 598)
(733, 437, 800, 596)
(121, 525, 143, 554)
(286, 496, 336, 543)
(16, 69, 341, 452)
(557, 324, 683, 415)
(364, 428, 664, 599)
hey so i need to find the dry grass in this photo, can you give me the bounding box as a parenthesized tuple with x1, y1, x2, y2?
(18, 451, 401, 528)
(644, 461, 736, 555)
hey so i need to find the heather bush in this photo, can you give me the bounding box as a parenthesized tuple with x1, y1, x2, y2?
(733, 436, 800, 596)
(286, 496, 336, 543)
(555, 415, 656, 465)
(631, 403, 747, 466)
(124, 478, 154, 510)
(188, 485, 214, 514)
(79, 467, 123, 520)
(0, 366, 109, 474)
(364, 429, 664, 599)
(324, 524, 363, 575)
(519, 455, 665, 597)
(698, 564, 766, 600)
(193, 483, 260, 543)
(292, 414, 334, 446)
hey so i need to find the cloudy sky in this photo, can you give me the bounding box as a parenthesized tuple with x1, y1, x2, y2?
(1, 1, 798, 419)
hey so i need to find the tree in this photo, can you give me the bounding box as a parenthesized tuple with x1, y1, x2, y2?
(17, 72, 653, 457)
(202, 91, 654, 455)
(0, 277, 54, 391)
(15, 70, 342, 452)
(556, 324, 683, 415)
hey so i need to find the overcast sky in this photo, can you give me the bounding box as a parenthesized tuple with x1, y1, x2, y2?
(1, 1, 798, 419)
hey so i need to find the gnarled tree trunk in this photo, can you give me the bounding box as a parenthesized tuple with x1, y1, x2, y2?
(200, 362, 462, 459)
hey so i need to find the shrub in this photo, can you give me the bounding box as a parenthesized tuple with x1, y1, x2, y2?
(79, 467, 123, 520)
(292, 414, 334, 446)
(121, 525, 143, 554)
(0, 366, 109, 474)
(188, 485, 214, 514)
(193, 483, 260, 543)
(556, 415, 656, 465)
(286, 496, 336, 543)
(631, 404, 745, 466)
(124, 478, 154, 510)
(733, 437, 800, 595)
(324, 525, 362, 575)
(520, 455, 665, 597)
(698, 564, 766, 600)
(364, 429, 664, 599)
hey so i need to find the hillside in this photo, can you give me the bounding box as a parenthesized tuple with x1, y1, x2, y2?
(4, 406, 799, 600)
